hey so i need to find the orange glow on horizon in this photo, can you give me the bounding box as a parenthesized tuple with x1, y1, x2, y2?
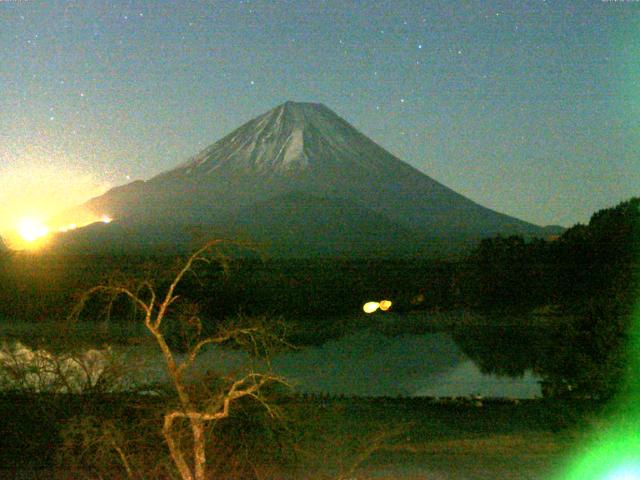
(17, 218, 49, 242)
(0, 163, 111, 248)
(58, 223, 78, 233)
(5, 213, 114, 250)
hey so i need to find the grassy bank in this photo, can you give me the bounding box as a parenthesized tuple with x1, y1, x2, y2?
(0, 393, 596, 479)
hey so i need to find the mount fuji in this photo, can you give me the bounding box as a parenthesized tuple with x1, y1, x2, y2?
(54, 101, 559, 256)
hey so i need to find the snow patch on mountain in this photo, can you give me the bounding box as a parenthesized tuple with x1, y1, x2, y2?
(169, 102, 323, 176)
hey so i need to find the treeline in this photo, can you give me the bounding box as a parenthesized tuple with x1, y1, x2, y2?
(0, 198, 638, 401)
(0, 253, 459, 323)
(462, 197, 639, 312)
(458, 198, 640, 399)
(0, 198, 637, 324)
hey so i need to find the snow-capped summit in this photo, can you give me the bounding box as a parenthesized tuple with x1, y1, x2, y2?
(169, 102, 317, 175)
(160, 101, 402, 179)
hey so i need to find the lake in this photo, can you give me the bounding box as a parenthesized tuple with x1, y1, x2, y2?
(1, 327, 541, 398)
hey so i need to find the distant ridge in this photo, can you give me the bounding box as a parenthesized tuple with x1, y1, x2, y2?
(54, 101, 558, 256)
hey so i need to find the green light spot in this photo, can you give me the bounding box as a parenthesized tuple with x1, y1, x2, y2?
(604, 463, 640, 480)
(557, 233, 640, 480)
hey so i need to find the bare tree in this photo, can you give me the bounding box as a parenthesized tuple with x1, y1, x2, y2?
(72, 240, 287, 480)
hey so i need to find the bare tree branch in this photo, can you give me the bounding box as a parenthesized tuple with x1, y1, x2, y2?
(72, 239, 289, 480)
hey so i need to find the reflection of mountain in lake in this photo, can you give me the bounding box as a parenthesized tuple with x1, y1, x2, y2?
(271, 329, 541, 397)
(273, 330, 466, 397)
(414, 361, 541, 398)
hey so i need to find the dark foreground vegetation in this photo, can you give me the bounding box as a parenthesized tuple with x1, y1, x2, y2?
(0, 197, 638, 477)
(1, 198, 638, 393)
(1, 198, 637, 319)
(0, 392, 595, 479)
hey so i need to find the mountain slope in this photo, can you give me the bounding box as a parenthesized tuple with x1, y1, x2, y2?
(220, 191, 425, 257)
(60, 101, 553, 255)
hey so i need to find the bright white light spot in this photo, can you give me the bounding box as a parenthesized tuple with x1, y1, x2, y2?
(17, 218, 49, 243)
(363, 302, 380, 314)
(100, 215, 113, 224)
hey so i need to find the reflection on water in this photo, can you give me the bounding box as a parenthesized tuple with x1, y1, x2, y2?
(451, 326, 549, 378)
(273, 330, 468, 397)
(0, 341, 118, 393)
(0, 328, 543, 398)
(415, 360, 540, 398)
(272, 329, 541, 398)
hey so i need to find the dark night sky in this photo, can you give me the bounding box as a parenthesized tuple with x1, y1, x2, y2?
(1, 0, 638, 234)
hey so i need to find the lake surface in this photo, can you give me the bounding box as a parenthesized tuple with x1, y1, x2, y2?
(110, 329, 542, 398)
(0, 328, 542, 398)
(272, 330, 541, 398)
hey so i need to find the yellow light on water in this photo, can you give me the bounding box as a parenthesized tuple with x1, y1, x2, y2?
(363, 300, 394, 314)
(379, 300, 392, 311)
(16, 217, 49, 243)
(363, 302, 380, 314)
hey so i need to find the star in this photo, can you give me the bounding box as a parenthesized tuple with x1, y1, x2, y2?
(3, 0, 631, 233)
